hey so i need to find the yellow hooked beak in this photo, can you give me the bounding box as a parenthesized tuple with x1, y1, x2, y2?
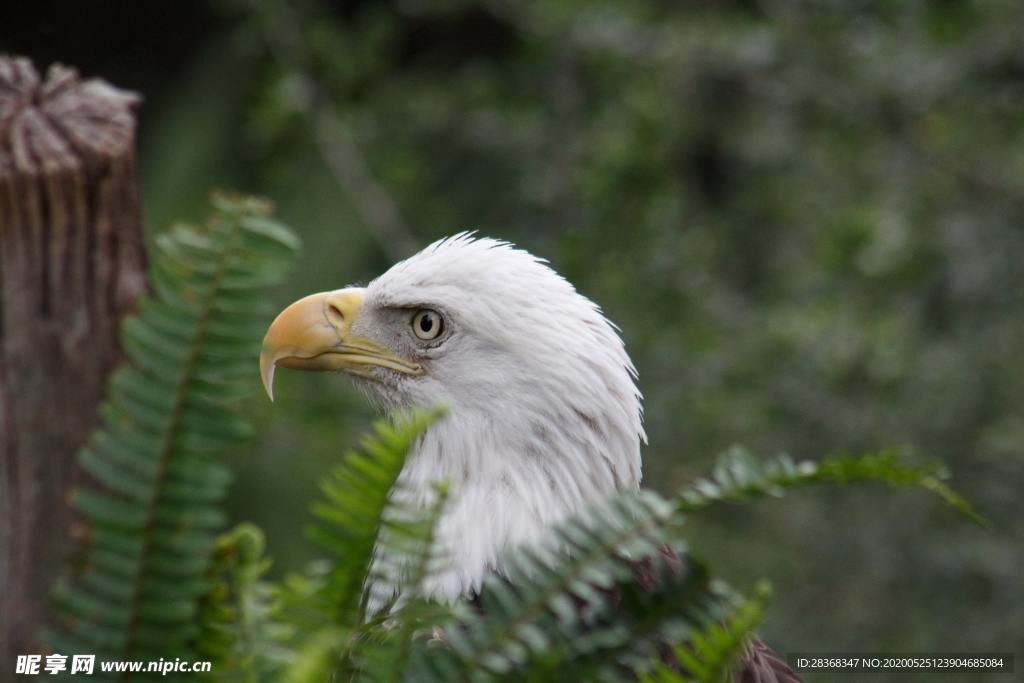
(259, 288, 423, 401)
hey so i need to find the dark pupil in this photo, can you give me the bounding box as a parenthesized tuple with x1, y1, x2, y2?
(420, 315, 433, 332)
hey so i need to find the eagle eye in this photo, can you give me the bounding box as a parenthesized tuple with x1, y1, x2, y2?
(411, 309, 443, 341)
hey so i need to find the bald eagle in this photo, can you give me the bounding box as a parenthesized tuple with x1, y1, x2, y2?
(260, 234, 800, 682)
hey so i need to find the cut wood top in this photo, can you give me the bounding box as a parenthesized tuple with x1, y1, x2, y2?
(0, 55, 140, 177)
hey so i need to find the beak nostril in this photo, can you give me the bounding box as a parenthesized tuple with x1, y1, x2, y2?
(327, 303, 345, 323)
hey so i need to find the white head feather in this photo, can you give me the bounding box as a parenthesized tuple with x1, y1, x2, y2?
(355, 234, 645, 606)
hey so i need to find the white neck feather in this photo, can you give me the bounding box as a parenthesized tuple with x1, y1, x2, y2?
(368, 386, 641, 610)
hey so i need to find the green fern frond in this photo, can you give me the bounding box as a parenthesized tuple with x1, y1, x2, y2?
(47, 195, 299, 677)
(524, 552, 728, 683)
(278, 474, 454, 683)
(308, 407, 446, 627)
(398, 447, 981, 683)
(199, 524, 292, 681)
(413, 489, 709, 682)
(641, 582, 771, 683)
(357, 482, 452, 683)
(677, 447, 985, 524)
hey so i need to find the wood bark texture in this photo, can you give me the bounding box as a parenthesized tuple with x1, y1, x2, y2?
(0, 55, 147, 664)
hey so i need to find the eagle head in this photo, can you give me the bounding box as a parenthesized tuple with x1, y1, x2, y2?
(260, 234, 645, 600)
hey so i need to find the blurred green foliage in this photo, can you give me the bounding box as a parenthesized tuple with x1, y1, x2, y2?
(12, 0, 1019, 677)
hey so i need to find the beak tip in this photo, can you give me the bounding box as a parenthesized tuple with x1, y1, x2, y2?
(259, 354, 277, 403)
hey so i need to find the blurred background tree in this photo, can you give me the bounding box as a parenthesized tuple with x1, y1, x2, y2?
(4, 1, 1021, 677)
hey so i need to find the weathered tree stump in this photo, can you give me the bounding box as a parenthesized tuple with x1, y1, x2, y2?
(0, 56, 147, 663)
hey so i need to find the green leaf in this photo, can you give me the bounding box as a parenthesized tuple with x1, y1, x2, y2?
(677, 447, 987, 525)
(309, 407, 445, 628)
(49, 195, 300, 674)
